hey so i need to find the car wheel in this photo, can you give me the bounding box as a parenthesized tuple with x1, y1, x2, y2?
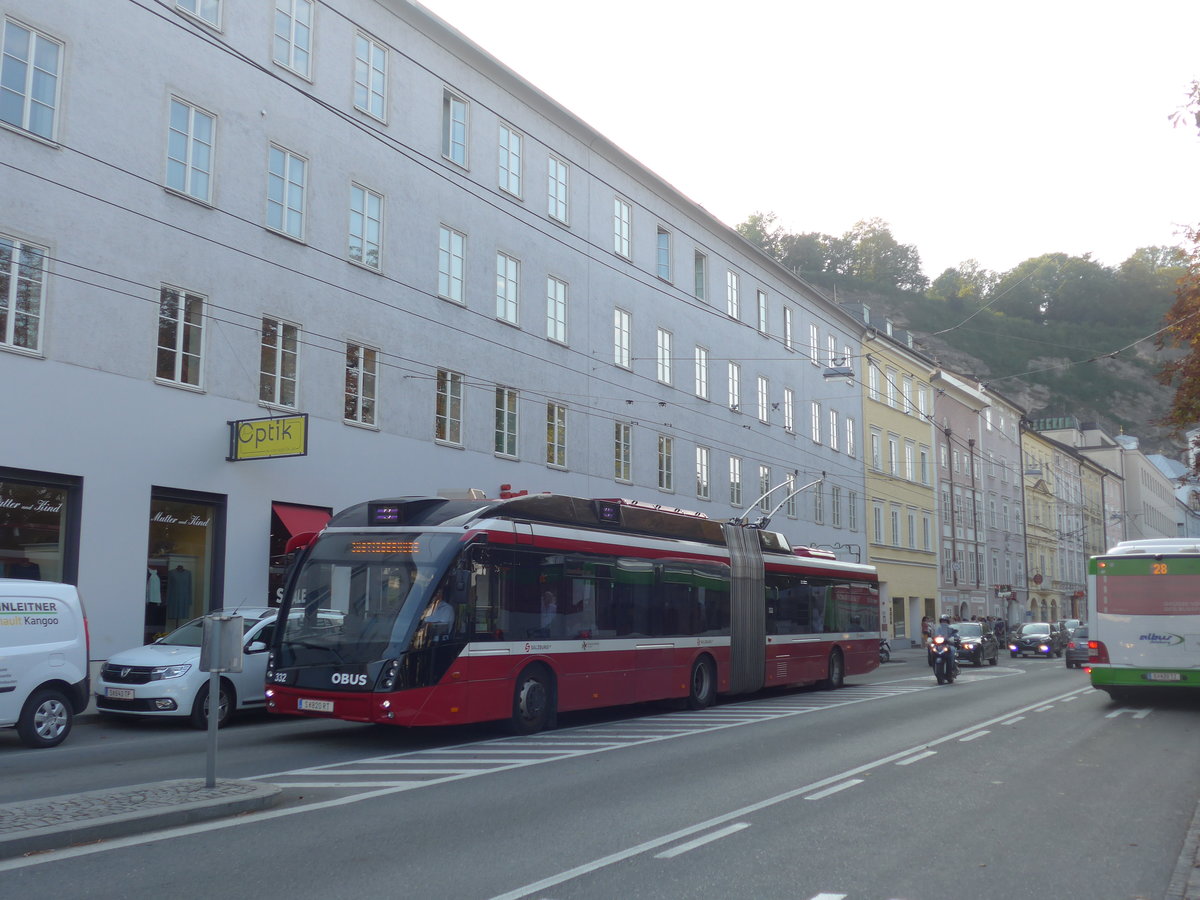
(190, 680, 234, 729)
(1010, 652, 1018, 658)
(17, 688, 73, 748)
(988, 652, 998, 666)
(686, 656, 717, 710)
(509, 665, 555, 734)
(974, 651, 984, 668)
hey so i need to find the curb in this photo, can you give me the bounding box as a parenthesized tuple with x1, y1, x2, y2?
(0, 779, 282, 860)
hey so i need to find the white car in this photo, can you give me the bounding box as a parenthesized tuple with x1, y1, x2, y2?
(96, 608, 278, 728)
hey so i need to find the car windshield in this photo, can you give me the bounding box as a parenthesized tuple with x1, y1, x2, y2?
(1019, 623, 1051, 636)
(1071, 627, 1088, 640)
(955, 623, 983, 637)
(158, 616, 263, 646)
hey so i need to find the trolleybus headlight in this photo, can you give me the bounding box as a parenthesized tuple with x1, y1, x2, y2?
(380, 658, 400, 690)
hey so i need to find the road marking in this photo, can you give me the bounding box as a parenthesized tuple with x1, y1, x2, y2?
(895, 750, 937, 766)
(805, 779, 863, 800)
(1106, 707, 1152, 719)
(654, 823, 750, 858)
(1034, 705, 1054, 712)
(0, 685, 1094, 877)
(809, 894, 848, 900)
(1001, 715, 1025, 725)
(959, 731, 989, 742)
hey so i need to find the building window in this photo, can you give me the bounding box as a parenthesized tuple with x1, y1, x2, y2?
(694, 251, 707, 300)
(496, 252, 519, 324)
(870, 429, 882, 470)
(846, 417, 857, 458)
(782, 387, 794, 433)
(783, 307, 793, 351)
(888, 435, 899, 476)
(891, 506, 901, 546)
(343, 342, 377, 425)
(614, 421, 632, 482)
(809, 324, 820, 366)
(785, 473, 798, 518)
(494, 387, 518, 456)
(656, 327, 672, 384)
(156, 286, 205, 387)
(259, 317, 298, 408)
(758, 466, 771, 512)
(266, 145, 307, 239)
(923, 513, 932, 550)
(827, 334, 837, 367)
(546, 276, 567, 343)
(868, 363, 880, 400)
(0, 235, 46, 352)
(547, 155, 568, 223)
(814, 486, 824, 524)
(273, 0, 313, 77)
(829, 409, 840, 451)
(727, 362, 740, 411)
(614, 308, 631, 368)
(166, 99, 215, 202)
(546, 402, 567, 468)
(811, 401, 822, 444)
(353, 33, 387, 120)
(848, 492, 858, 531)
(757, 376, 769, 424)
(437, 225, 465, 303)
(435, 369, 463, 445)
(348, 183, 382, 269)
(908, 509, 917, 548)
(920, 446, 930, 484)
(873, 502, 884, 544)
(905, 439, 916, 481)
(831, 485, 842, 527)
(694, 346, 709, 400)
(757, 290, 768, 333)
(177, 0, 221, 26)
(1, 19, 62, 140)
(657, 435, 674, 491)
(902, 375, 914, 414)
(613, 197, 632, 258)
(885, 367, 898, 408)
(498, 123, 522, 196)
(730, 457, 742, 506)
(696, 446, 710, 499)
(655, 227, 672, 281)
(442, 90, 468, 166)
(726, 271, 740, 318)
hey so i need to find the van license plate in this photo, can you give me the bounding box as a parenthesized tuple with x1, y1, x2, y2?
(1146, 672, 1182, 682)
(106, 687, 135, 700)
(298, 698, 334, 712)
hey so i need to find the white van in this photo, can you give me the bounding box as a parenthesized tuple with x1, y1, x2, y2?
(0, 579, 91, 748)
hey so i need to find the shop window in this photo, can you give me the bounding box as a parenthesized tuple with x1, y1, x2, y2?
(0, 467, 80, 583)
(145, 489, 224, 642)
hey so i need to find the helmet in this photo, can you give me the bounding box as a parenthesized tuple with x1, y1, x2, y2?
(939, 614, 951, 623)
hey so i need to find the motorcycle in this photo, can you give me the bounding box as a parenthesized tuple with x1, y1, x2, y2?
(879, 637, 891, 664)
(930, 634, 960, 685)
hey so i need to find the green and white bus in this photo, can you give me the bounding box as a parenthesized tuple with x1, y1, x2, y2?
(1087, 539, 1200, 702)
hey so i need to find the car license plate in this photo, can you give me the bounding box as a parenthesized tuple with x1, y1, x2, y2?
(298, 698, 334, 712)
(1146, 672, 1182, 682)
(106, 687, 135, 700)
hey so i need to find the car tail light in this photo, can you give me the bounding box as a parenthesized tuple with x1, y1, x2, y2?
(1088, 640, 1109, 664)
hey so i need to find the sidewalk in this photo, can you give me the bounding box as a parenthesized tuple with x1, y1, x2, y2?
(0, 778, 281, 860)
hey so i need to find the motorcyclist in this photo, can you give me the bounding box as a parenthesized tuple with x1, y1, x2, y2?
(931, 614, 960, 677)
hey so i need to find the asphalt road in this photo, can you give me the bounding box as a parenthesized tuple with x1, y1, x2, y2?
(3, 653, 1198, 900)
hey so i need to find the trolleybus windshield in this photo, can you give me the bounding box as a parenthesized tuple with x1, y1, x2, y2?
(279, 531, 459, 666)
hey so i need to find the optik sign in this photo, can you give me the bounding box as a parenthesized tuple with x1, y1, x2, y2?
(227, 413, 309, 461)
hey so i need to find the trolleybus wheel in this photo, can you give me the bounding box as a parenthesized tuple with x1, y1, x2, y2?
(686, 656, 716, 710)
(820, 649, 845, 690)
(510, 665, 555, 734)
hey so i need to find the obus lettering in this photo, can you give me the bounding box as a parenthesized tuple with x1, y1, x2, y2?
(331, 672, 367, 686)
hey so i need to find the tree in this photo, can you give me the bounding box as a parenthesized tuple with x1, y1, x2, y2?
(735, 211, 784, 261)
(841, 218, 928, 293)
(1158, 82, 1200, 453)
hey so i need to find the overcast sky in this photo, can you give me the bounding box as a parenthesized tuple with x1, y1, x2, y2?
(416, 0, 1200, 279)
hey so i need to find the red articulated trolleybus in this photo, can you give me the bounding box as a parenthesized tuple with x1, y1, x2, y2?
(266, 493, 880, 733)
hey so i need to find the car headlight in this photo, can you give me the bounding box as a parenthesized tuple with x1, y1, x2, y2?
(151, 664, 192, 680)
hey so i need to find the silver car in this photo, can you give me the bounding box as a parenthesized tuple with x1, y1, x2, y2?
(96, 608, 278, 728)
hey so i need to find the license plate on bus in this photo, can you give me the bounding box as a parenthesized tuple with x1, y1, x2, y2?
(1145, 672, 1182, 682)
(298, 698, 334, 712)
(106, 687, 135, 700)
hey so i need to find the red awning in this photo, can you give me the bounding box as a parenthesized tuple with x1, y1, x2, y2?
(272, 503, 331, 538)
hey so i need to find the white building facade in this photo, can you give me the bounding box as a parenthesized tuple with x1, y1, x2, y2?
(0, 1, 869, 662)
